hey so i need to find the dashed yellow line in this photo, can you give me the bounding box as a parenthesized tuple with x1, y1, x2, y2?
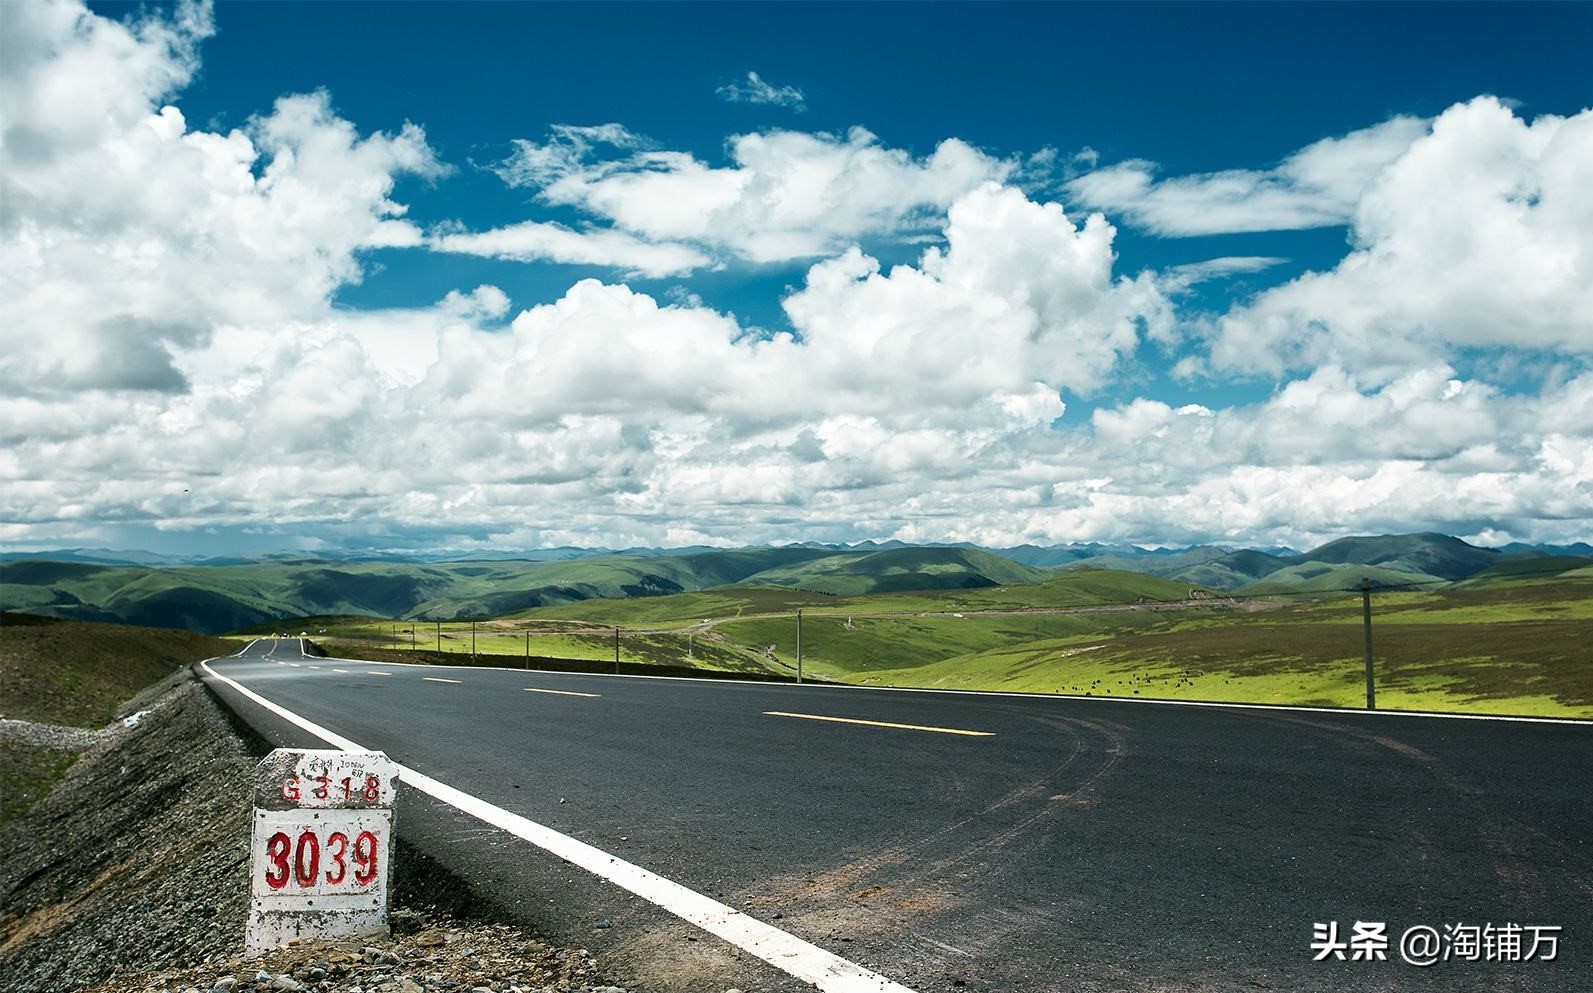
(763, 711, 994, 737)
(524, 687, 601, 698)
(423, 676, 463, 684)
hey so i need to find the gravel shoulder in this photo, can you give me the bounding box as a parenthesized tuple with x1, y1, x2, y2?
(0, 667, 645, 993)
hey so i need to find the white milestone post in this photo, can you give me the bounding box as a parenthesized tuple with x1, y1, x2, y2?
(247, 748, 398, 954)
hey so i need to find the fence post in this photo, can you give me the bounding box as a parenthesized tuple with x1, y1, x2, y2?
(1362, 577, 1375, 710)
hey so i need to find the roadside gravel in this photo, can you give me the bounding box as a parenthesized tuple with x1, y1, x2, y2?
(0, 669, 640, 993)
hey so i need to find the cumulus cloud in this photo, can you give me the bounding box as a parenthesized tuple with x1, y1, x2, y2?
(2, 1, 1589, 553)
(0, 0, 444, 396)
(1067, 115, 1429, 235)
(1212, 97, 1593, 377)
(491, 124, 1012, 263)
(717, 71, 806, 111)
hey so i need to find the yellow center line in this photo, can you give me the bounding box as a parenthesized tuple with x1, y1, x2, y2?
(524, 687, 601, 698)
(424, 676, 463, 684)
(367, 671, 392, 676)
(763, 711, 994, 737)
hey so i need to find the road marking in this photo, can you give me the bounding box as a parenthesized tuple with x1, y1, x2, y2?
(332, 668, 349, 673)
(198, 661, 915, 993)
(765, 711, 994, 737)
(297, 652, 1593, 726)
(367, 671, 393, 677)
(308, 665, 322, 669)
(524, 687, 601, 698)
(289, 663, 302, 668)
(423, 676, 462, 684)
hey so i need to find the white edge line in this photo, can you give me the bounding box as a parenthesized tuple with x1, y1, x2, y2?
(198, 659, 916, 993)
(295, 649, 1593, 728)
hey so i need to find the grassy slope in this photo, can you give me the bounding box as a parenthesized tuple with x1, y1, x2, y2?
(1238, 563, 1436, 595)
(851, 577, 1593, 717)
(0, 612, 236, 825)
(0, 613, 236, 727)
(227, 569, 1592, 717)
(736, 546, 1050, 595)
(287, 570, 1206, 679)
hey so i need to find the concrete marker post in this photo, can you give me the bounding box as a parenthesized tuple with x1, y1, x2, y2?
(247, 748, 398, 954)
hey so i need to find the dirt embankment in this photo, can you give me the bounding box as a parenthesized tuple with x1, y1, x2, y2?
(0, 667, 640, 993)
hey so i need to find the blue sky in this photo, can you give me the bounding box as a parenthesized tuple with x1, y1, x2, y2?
(171, 0, 1592, 412)
(5, 0, 1592, 554)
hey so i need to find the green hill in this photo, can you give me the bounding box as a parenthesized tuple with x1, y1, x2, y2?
(0, 546, 1048, 632)
(736, 546, 1049, 595)
(1302, 532, 1500, 580)
(1450, 555, 1593, 588)
(1238, 563, 1435, 596)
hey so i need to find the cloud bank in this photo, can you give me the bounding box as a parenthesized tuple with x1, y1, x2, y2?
(2, 0, 1589, 555)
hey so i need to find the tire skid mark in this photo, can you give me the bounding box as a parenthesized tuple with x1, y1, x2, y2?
(745, 710, 1133, 970)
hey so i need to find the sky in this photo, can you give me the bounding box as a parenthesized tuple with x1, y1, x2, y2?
(2, 0, 1591, 556)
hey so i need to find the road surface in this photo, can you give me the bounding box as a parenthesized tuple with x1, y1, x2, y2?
(202, 638, 1591, 993)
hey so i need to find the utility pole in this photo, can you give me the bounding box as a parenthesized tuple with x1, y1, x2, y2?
(1362, 577, 1375, 710)
(614, 626, 621, 674)
(796, 609, 803, 684)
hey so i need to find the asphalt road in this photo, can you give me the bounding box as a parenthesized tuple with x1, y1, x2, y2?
(203, 638, 1591, 993)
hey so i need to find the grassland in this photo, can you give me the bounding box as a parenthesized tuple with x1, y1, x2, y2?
(272, 571, 1209, 677)
(282, 614, 784, 675)
(273, 571, 1593, 719)
(850, 577, 1593, 717)
(0, 613, 237, 824)
(1, 545, 1048, 631)
(0, 613, 236, 727)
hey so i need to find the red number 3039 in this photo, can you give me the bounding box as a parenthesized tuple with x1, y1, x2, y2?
(264, 830, 379, 889)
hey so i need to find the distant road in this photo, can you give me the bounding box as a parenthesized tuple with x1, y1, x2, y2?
(204, 638, 1590, 993)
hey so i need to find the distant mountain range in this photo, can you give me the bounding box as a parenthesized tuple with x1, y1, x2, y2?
(1, 533, 1587, 634)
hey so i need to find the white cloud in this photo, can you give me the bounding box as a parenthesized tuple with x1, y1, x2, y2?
(717, 71, 806, 111)
(0, 0, 444, 396)
(1067, 115, 1429, 235)
(2, 3, 1588, 553)
(489, 123, 644, 190)
(1212, 97, 1593, 377)
(492, 124, 1012, 263)
(1164, 256, 1288, 287)
(428, 220, 709, 277)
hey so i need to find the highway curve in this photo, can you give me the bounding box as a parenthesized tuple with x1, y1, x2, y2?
(202, 638, 1591, 993)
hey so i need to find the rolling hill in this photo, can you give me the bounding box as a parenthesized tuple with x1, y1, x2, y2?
(729, 546, 1050, 595)
(0, 545, 1044, 632)
(3, 533, 1586, 634)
